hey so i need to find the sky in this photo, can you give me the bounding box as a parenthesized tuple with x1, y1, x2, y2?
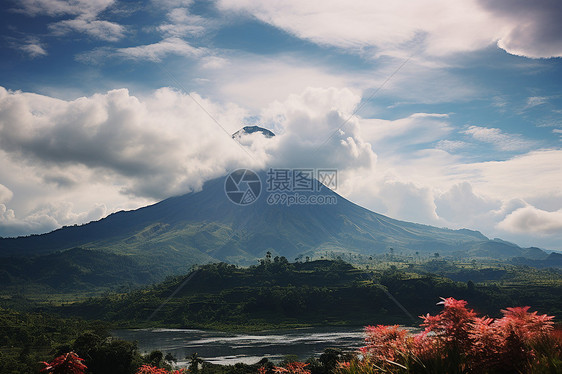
(0, 0, 561, 251)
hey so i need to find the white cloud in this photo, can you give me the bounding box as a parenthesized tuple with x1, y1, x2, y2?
(498, 205, 562, 235)
(525, 96, 549, 109)
(151, 0, 194, 8)
(157, 7, 211, 37)
(0, 85, 255, 202)
(14, 0, 126, 42)
(436, 140, 468, 152)
(463, 125, 534, 151)
(200, 56, 229, 69)
(206, 56, 355, 110)
(0, 184, 13, 203)
(18, 37, 48, 58)
(115, 37, 205, 62)
(0, 85, 378, 236)
(483, 0, 562, 58)
(1, 85, 561, 250)
(79, 37, 207, 63)
(15, 0, 115, 17)
(50, 17, 126, 41)
(217, 0, 562, 58)
(0, 201, 108, 238)
(263, 87, 377, 170)
(435, 182, 501, 228)
(360, 113, 453, 148)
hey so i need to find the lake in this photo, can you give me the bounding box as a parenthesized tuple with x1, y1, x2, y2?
(112, 326, 365, 366)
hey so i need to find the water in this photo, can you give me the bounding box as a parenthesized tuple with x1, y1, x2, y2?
(112, 326, 365, 366)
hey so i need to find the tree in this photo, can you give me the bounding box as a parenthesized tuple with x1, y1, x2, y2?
(188, 353, 203, 373)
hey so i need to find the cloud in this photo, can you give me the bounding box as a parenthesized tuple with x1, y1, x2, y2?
(78, 37, 206, 63)
(498, 205, 562, 235)
(435, 182, 501, 227)
(377, 180, 439, 224)
(436, 140, 468, 152)
(0, 85, 379, 236)
(0, 184, 13, 203)
(0, 85, 254, 201)
(463, 125, 534, 151)
(217, 0, 562, 58)
(525, 96, 549, 109)
(0, 201, 108, 238)
(50, 17, 126, 41)
(13, 0, 125, 42)
(18, 37, 48, 58)
(14, 0, 115, 17)
(360, 113, 453, 149)
(115, 37, 205, 61)
(479, 0, 562, 58)
(262, 87, 377, 170)
(1, 85, 561, 250)
(157, 7, 210, 37)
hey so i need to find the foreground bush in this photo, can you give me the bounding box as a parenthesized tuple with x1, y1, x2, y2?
(40, 352, 87, 374)
(337, 298, 562, 374)
(135, 365, 186, 374)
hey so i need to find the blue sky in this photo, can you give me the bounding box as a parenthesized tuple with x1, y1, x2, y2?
(0, 0, 561, 251)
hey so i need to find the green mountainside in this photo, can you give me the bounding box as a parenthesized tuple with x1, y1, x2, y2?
(0, 172, 551, 294)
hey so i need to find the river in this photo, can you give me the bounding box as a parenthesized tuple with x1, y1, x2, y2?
(112, 326, 365, 366)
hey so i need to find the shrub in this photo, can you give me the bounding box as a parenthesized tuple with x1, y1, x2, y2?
(337, 298, 560, 373)
(40, 352, 87, 374)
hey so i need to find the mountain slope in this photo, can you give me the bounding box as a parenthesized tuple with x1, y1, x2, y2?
(0, 172, 547, 276)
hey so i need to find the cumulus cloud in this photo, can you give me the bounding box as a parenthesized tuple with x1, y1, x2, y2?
(0, 85, 380, 236)
(1, 84, 561, 250)
(0, 85, 254, 200)
(435, 182, 501, 227)
(217, 0, 562, 59)
(259, 87, 377, 170)
(0, 201, 108, 238)
(0, 184, 13, 203)
(479, 0, 562, 58)
(498, 205, 562, 235)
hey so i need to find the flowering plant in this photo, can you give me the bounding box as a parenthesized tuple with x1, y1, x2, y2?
(336, 298, 560, 373)
(40, 352, 87, 374)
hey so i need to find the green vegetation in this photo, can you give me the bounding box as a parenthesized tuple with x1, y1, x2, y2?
(2, 257, 561, 373)
(56, 259, 561, 329)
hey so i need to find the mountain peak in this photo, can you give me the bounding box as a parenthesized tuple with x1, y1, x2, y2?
(232, 125, 275, 139)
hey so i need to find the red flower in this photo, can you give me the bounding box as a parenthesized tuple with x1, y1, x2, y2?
(41, 352, 87, 374)
(135, 365, 169, 374)
(273, 362, 310, 374)
(363, 325, 409, 362)
(421, 297, 476, 351)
